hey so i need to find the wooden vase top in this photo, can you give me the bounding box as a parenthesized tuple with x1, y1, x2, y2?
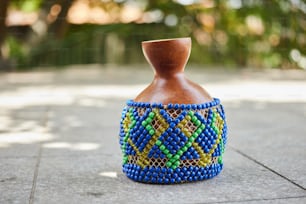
(135, 37, 213, 104)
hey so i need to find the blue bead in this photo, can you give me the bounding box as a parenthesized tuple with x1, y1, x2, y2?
(181, 111, 187, 117)
(177, 115, 184, 121)
(152, 103, 158, 108)
(167, 128, 173, 133)
(161, 168, 167, 173)
(168, 168, 174, 174)
(170, 122, 176, 128)
(168, 104, 173, 109)
(174, 104, 179, 109)
(179, 172, 184, 177)
(174, 119, 180, 124)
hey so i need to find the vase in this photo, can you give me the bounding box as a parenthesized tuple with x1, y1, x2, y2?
(119, 37, 227, 184)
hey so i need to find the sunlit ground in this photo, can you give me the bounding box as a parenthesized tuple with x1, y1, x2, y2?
(0, 66, 305, 149)
(1, 66, 306, 203)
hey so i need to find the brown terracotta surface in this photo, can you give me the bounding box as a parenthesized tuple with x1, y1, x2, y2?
(135, 37, 213, 104)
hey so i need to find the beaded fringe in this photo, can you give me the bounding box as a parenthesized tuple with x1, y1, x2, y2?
(119, 98, 227, 184)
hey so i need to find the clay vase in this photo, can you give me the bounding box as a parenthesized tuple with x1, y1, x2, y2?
(135, 37, 212, 104)
(119, 37, 227, 184)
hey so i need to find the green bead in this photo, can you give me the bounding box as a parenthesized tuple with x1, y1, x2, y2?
(174, 155, 180, 160)
(170, 157, 176, 163)
(171, 164, 177, 169)
(146, 125, 152, 131)
(193, 132, 199, 138)
(186, 142, 192, 147)
(201, 124, 205, 129)
(177, 150, 183, 156)
(160, 145, 166, 151)
(188, 137, 195, 142)
(123, 156, 128, 164)
(182, 146, 188, 151)
(149, 129, 155, 135)
(191, 116, 197, 122)
(195, 120, 201, 126)
(141, 121, 147, 126)
(188, 111, 194, 116)
(156, 140, 162, 146)
(174, 160, 180, 166)
(146, 118, 153, 123)
(196, 128, 202, 134)
(164, 149, 170, 154)
(166, 153, 172, 158)
(149, 112, 155, 118)
(166, 161, 172, 167)
(124, 136, 128, 142)
(218, 156, 223, 164)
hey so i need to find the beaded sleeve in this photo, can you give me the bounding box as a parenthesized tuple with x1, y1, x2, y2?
(119, 98, 227, 184)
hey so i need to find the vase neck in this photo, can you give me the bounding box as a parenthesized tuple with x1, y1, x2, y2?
(153, 66, 185, 79)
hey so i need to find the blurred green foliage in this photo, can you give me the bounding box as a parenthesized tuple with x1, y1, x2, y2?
(10, 0, 43, 12)
(3, 0, 306, 69)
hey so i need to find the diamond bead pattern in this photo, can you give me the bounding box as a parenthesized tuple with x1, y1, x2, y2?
(119, 98, 227, 184)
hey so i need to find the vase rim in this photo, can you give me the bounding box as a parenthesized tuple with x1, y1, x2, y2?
(142, 37, 191, 44)
(127, 98, 220, 109)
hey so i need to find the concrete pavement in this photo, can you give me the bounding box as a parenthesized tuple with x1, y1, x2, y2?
(0, 65, 305, 203)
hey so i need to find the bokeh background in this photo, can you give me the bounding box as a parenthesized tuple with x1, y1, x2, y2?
(0, 0, 305, 70)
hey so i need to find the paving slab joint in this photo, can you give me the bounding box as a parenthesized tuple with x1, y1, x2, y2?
(229, 146, 306, 191)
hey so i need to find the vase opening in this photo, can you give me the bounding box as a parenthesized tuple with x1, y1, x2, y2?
(142, 37, 191, 78)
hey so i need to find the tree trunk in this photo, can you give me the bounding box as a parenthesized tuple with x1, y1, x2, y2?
(0, 0, 9, 58)
(0, 0, 10, 70)
(48, 0, 74, 39)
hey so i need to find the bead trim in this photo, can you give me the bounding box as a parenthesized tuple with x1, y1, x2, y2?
(127, 155, 222, 167)
(126, 98, 220, 110)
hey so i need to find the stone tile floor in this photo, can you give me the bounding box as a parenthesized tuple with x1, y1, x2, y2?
(0, 65, 305, 203)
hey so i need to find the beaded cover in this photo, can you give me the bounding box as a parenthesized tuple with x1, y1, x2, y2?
(119, 98, 227, 184)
